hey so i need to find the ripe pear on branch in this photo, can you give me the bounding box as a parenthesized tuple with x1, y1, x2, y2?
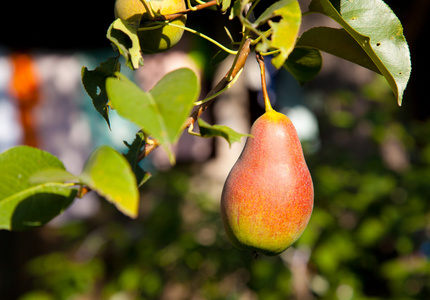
(220, 54, 314, 256)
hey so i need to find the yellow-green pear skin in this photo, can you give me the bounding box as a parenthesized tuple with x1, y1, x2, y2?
(114, 0, 186, 54)
(221, 110, 314, 255)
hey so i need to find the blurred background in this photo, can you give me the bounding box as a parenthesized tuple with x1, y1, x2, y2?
(0, 0, 429, 299)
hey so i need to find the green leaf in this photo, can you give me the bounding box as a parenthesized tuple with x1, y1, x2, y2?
(79, 146, 139, 219)
(107, 18, 144, 70)
(297, 27, 380, 74)
(30, 145, 145, 217)
(198, 118, 251, 146)
(217, 0, 231, 12)
(229, 0, 243, 20)
(123, 132, 152, 187)
(307, 0, 411, 105)
(30, 169, 80, 184)
(81, 57, 120, 128)
(0, 146, 77, 230)
(284, 46, 322, 85)
(106, 68, 200, 164)
(254, 0, 302, 69)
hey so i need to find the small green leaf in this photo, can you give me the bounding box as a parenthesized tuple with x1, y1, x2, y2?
(79, 146, 139, 218)
(106, 73, 165, 152)
(198, 118, 251, 146)
(123, 132, 152, 187)
(307, 0, 411, 105)
(107, 18, 144, 70)
(0, 146, 77, 230)
(106, 68, 200, 164)
(284, 46, 322, 85)
(123, 131, 145, 166)
(81, 57, 120, 128)
(217, 0, 231, 12)
(254, 0, 302, 69)
(149, 69, 200, 148)
(229, 0, 243, 20)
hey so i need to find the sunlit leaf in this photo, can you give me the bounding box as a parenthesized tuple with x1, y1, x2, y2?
(198, 118, 250, 147)
(0, 146, 77, 230)
(107, 18, 144, 70)
(254, 0, 302, 69)
(106, 68, 199, 164)
(79, 146, 139, 218)
(229, 0, 243, 20)
(217, 0, 231, 12)
(307, 0, 411, 105)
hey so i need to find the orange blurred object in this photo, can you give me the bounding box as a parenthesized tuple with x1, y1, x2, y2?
(9, 53, 40, 147)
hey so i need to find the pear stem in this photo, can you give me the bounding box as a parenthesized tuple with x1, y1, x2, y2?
(256, 53, 273, 112)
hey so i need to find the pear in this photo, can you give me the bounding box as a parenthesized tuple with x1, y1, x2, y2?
(220, 106, 314, 256)
(114, 0, 187, 54)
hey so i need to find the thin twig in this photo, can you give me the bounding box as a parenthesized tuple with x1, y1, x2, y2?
(159, 22, 237, 55)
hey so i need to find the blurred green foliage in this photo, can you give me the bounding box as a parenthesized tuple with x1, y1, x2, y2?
(10, 76, 430, 299)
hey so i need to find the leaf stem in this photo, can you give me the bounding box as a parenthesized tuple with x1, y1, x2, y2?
(160, 22, 238, 55)
(260, 49, 281, 56)
(256, 52, 273, 112)
(187, 0, 198, 11)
